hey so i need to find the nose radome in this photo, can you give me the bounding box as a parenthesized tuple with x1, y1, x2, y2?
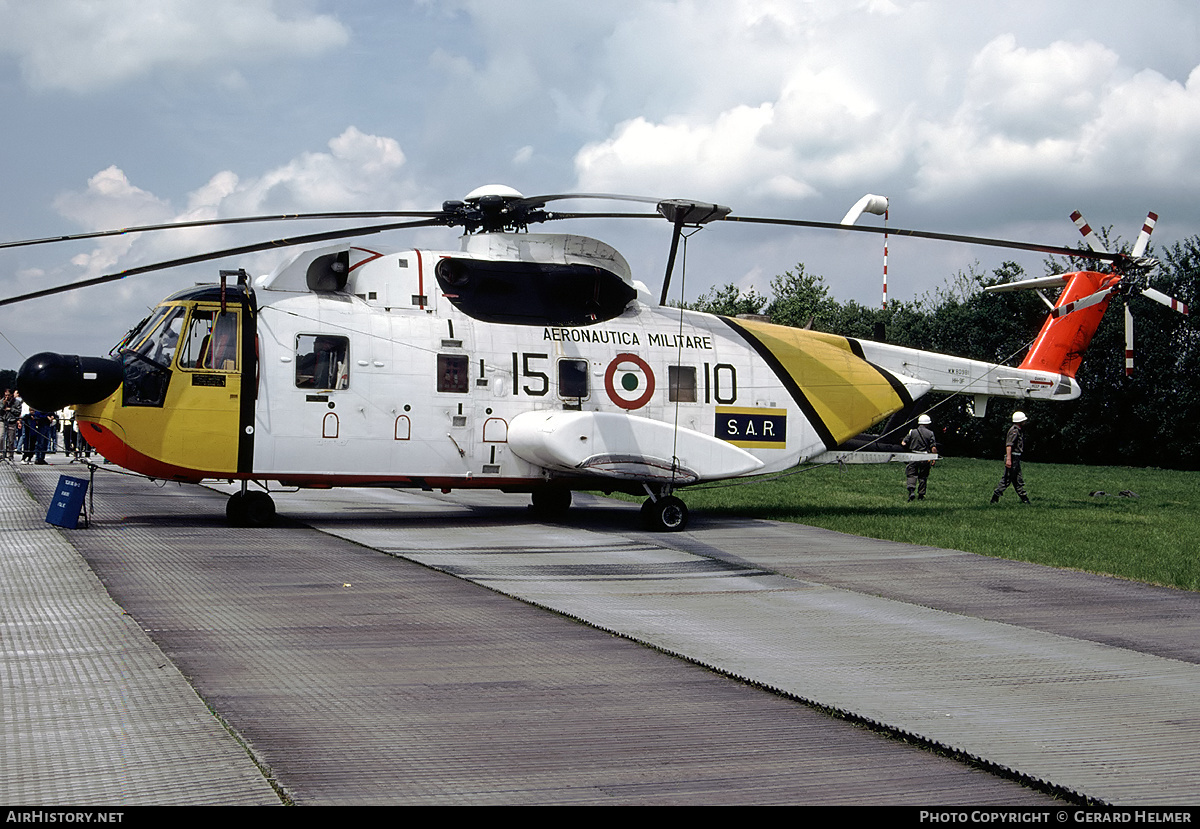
(17, 352, 124, 412)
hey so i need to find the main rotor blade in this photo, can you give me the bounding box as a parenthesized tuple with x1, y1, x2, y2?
(516, 192, 664, 210)
(982, 275, 1072, 294)
(1140, 287, 1190, 315)
(0, 210, 445, 252)
(720, 214, 1124, 264)
(0, 217, 445, 309)
(543, 211, 662, 221)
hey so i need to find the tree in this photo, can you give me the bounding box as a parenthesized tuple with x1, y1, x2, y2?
(685, 283, 768, 317)
(763, 265, 840, 330)
(752, 249, 1200, 469)
(1032, 237, 1200, 469)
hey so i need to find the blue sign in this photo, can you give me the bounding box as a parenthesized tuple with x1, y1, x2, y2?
(46, 475, 89, 529)
(715, 406, 788, 448)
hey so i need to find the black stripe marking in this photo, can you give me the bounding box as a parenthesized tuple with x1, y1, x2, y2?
(847, 339, 915, 408)
(237, 291, 258, 474)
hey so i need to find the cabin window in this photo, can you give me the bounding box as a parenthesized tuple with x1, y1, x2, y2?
(178, 308, 239, 371)
(296, 335, 349, 390)
(558, 359, 589, 399)
(669, 366, 697, 403)
(437, 354, 470, 393)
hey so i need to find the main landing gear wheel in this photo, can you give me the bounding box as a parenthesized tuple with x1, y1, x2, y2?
(641, 495, 689, 532)
(226, 489, 276, 527)
(530, 487, 572, 518)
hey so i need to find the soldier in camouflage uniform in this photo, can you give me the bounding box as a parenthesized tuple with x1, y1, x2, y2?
(901, 414, 938, 501)
(991, 411, 1031, 504)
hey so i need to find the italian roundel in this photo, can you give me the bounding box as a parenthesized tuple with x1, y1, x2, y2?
(605, 353, 656, 410)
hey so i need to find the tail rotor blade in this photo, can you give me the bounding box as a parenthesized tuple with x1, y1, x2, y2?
(1131, 211, 1158, 259)
(1125, 305, 1135, 377)
(1070, 210, 1108, 253)
(1051, 286, 1114, 318)
(1140, 287, 1190, 315)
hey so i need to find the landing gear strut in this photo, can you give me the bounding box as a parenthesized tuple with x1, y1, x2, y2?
(641, 487, 689, 532)
(226, 485, 276, 527)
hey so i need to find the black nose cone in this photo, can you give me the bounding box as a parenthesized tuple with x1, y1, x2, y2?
(17, 352, 123, 412)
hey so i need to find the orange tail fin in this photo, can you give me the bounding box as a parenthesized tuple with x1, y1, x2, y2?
(1018, 271, 1118, 378)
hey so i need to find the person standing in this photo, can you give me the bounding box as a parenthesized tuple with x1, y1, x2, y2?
(62, 409, 77, 459)
(992, 411, 1031, 504)
(19, 398, 33, 464)
(901, 414, 938, 501)
(0, 389, 20, 462)
(30, 409, 53, 465)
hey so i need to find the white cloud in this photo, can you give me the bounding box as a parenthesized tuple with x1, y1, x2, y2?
(572, 12, 1200, 226)
(6, 0, 1200, 359)
(576, 106, 815, 201)
(913, 37, 1200, 203)
(0, 0, 349, 92)
(53, 166, 174, 230)
(50, 128, 421, 288)
(964, 35, 1120, 140)
(213, 127, 412, 214)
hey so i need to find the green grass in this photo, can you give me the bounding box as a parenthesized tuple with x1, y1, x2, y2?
(618, 458, 1200, 591)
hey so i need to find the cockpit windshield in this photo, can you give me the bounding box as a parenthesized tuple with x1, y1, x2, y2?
(119, 305, 185, 407)
(130, 306, 185, 366)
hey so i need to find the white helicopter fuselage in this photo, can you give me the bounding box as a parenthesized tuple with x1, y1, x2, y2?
(74, 231, 1080, 502)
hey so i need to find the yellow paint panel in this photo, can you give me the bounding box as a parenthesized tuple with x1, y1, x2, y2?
(731, 318, 904, 445)
(77, 301, 243, 476)
(714, 406, 788, 417)
(79, 373, 241, 475)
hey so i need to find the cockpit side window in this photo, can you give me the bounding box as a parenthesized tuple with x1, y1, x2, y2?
(296, 334, 349, 390)
(179, 308, 240, 371)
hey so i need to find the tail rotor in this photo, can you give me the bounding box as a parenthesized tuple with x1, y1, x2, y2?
(994, 210, 1188, 377)
(1067, 210, 1188, 376)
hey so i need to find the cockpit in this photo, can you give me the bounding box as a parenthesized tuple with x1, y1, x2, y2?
(114, 285, 249, 407)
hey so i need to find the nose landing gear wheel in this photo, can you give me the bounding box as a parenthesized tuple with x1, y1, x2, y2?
(227, 490, 277, 527)
(641, 495, 689, 532)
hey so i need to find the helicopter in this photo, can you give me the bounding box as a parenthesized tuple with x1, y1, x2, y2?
(4, 185, 1163, 530)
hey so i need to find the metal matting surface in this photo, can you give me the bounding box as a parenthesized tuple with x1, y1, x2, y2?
(15, 465, 1052, 805)
(281, 488, 1200, 806)
(659, 520, 1200, 665)
(0, 465, 280, 806)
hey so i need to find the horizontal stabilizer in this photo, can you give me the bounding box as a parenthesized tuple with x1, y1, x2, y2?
(809, 450, 938, 465)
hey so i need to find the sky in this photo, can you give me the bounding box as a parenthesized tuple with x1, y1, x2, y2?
(1, 0, 1198, 361)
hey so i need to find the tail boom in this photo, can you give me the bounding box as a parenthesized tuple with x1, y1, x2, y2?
(1018, 271, 1117, 378)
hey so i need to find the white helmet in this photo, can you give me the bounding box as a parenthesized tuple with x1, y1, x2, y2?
(917, 414, 931, 425)
(1012, 411, 1028, 423)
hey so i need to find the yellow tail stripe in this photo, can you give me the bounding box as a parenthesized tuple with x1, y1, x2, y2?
(728, 319, 907, 446)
